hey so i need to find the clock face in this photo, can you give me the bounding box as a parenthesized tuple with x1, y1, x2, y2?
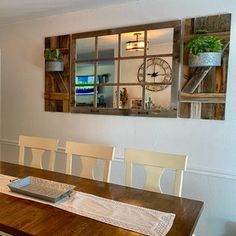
(137, 57, 172, 92)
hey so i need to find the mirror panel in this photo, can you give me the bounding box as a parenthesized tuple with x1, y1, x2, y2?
(98, 35, 118, 59)
(75, 62, 95, 107)
(147, 28, 174, 55)
(76, 37, 96, 60)
(121, 31, 145, 57)
(97, 85, 117, 109)
(120, 58, 144, 83)
(119, 85, 143, 109)
(71, 21, 181, 117)
(97, 61, 117, 84)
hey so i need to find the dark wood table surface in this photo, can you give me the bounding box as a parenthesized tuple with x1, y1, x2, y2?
(0, 161, 203, 236)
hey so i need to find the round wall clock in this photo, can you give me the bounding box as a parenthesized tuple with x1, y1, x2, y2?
(137, 57, 172, 92)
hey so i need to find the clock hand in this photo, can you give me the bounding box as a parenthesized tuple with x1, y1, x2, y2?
(147, 72, 159, 77)
(158, 73, 171, 76)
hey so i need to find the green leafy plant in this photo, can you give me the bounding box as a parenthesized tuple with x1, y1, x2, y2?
(44, 48, 63, 61)
(185, 35, 222, 55)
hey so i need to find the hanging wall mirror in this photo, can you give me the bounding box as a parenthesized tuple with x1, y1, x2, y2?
(70, 21, 181, 117)
(44, 14, 231, 120)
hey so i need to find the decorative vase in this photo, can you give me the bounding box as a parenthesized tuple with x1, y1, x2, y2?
(45, 61, 64, 72)
(189, 52, 221, 67)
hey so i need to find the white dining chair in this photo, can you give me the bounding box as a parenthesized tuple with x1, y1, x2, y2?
(65, 141, 115, 182)
(124, 148, 188, 197)
(18, 135, 58, 171)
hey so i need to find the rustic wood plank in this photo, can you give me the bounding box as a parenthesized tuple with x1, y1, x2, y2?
(190, 103, 202, 119)
(44, 34, 71, 113)
(184, 31, 230, 42)
(180, 92, 226, 103)
(44, 92, 69, 100)
(180, 14, 231, 120)
(171, 22, 181, 110)
(72, 20, 181, 39)
(179, 103, 191, 118)
(182, 67, 211, 93)
(193, 14, 231, 33)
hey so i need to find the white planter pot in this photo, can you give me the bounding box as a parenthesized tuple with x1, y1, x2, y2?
(45, 61, 64, 72)
(189, 52, 222, 67)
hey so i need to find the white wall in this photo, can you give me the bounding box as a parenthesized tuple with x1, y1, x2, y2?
(0, 0, 236, 235)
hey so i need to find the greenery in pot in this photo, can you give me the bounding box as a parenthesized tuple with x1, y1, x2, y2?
(44, 48, 63, 61)
(185, 34, 222, 55)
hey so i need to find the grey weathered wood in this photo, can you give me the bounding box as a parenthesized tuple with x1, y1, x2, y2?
(193, 14, 231, 33)
(180, 92, 226, 103)
(180, 13, 231, 120)
(190, 103, 201, 119)
(171, 23, 181, 109)
(182, 67, 211, 93)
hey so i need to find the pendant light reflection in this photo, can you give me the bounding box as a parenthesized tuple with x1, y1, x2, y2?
(126, 33, 149, 52)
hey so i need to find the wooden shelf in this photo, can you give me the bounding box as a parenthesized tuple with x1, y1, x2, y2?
(179, 92, 226, 103)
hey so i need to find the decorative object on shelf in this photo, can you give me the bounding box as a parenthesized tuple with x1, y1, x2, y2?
(130, 98, 142, 109)
(185, 31, 223, 67)
(137, 57, 172, 92)
(44, 48, 64, 71)
(120, 88, 128, 108)
(126, 33, 148, 51)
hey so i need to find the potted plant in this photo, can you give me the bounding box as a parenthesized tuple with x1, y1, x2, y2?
(185, 33, 223, 67)
(44, 48, 64, 72)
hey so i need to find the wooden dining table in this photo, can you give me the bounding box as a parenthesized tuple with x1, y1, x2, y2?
(0, 161, 203, 236)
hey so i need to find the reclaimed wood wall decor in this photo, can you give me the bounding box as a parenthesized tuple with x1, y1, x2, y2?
(44, 13, 231, 120)
(44, 34, 71, 112)
(179, 14, 231, 120)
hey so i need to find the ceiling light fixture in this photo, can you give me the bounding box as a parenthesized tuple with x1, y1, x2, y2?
(126, 33, 148, 52)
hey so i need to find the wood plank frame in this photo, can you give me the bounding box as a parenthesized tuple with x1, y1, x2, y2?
(180, 13, 231, 120)
(71, 20, 181, 117)
(45, 34, 71, 112)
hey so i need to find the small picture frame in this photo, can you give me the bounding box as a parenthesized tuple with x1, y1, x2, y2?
(130, 98, 142, 109)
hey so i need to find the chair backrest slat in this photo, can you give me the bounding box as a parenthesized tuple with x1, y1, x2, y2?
(124, 148, 188, 197)
(18, 135, 58, 171)
(65, 141, 115, 182)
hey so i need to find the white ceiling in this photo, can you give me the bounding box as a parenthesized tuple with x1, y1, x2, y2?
(0, 0, 137, 26)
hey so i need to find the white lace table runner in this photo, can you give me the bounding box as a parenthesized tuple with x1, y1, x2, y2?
(0, 174, 175, 236)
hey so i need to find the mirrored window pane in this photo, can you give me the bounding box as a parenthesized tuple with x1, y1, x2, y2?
(120, 59, 144, 83)
(97, 86, 117, 108)
(121, 31, 145, 57)
(75, 62, 95, 107)
(75, 85, 95, 108)
(76, 38, 96, 60)
(119, 85, 143, 109)
(147, 28, 174, 55)
(145, 86, 171, 112)
(97, 61, 117, 84)
(76, 62, 95, 81)
(98, 35, 118, 59)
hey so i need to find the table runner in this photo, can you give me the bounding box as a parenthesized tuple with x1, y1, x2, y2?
(0, 174, 175, 236)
